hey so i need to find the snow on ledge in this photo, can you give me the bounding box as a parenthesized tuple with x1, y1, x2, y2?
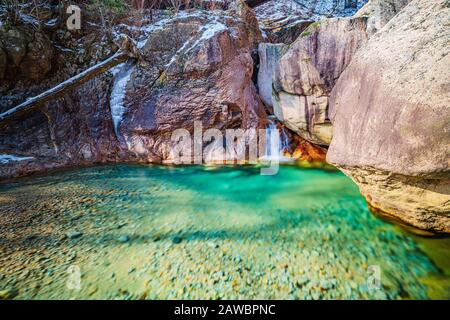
(0, 154, 34, 165)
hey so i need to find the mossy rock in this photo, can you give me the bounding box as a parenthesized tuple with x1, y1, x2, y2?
(299, 22, 321, 38)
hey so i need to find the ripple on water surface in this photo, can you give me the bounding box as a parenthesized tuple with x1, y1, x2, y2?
(0, 165, 448, 299)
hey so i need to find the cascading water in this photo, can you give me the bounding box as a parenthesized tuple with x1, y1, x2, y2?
(261, 116, 291, 162)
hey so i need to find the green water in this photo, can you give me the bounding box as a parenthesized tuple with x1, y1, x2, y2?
(0, 164, 448, 299)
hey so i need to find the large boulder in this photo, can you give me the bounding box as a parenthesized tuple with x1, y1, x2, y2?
(117, 7, 265, 162)
(271, 17, 368, 145)
(356, 0, 412, 36)
(327, 0, 450, 233)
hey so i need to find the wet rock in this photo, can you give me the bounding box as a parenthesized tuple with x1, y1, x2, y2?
(0, 3, 266, 179)
(120, 7, 266, 163)
(25, 234, 38, 242)
(117, 222, 127, 229)
(320, 280, 332, 290)
(207, 241, 219, 249)
(296, 275, 309, 287)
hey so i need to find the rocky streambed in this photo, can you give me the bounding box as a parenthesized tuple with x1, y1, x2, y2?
(0, 164, 448, 300)
(0, 0, 448, 301)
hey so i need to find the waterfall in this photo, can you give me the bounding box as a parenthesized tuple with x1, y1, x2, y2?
(261, 116, 291, 161)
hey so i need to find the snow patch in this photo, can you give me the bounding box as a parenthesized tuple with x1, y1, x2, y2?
(115, 17, 174, 50)
(255, 0, 367, 23)
(0, 154, 34, 165)
(166, 16, 228, 69)
(45, 18, 58, 27)
(192, 19, 228, 48)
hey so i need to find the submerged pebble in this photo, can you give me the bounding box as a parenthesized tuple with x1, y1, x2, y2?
(118, 235, 130, 243)
(66, 231, 82, 239)
(0, 165, 448, 300)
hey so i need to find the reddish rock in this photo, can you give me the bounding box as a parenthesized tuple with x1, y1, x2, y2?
(117, 7, 266, 162)
(272, 17, 368, 146)
(19, 32, 54, 81)
(0, 4, 266, 179)
(291, 138, 327, 163)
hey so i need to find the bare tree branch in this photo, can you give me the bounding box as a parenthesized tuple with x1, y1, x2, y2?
(0, 37, 139, 128)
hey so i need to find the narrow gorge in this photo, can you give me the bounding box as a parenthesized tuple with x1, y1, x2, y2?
(0, 0, 448, 300)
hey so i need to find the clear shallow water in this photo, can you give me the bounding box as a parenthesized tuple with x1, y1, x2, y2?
(0, 164, 448, 299)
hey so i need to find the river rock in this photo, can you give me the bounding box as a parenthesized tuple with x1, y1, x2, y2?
(66, 231, 83, 239)
(0, 288, 17, 300)
(118, 235, 130, 243)
(327, 0, 450, 233)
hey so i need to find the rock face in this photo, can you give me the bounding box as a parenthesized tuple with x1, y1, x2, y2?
(117, 6, 265, 162)
(0, 27, 54, 82)
(254, 0, 367, 44)
(271, 17, 368, 146)
(0, 3, 266, 179)
(257, 43, 285, 109)
(0, 48, 6, 80)
(255, 0, 367, 22)
(327, 0, 450, 233)
(356, 0, 411, 36)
